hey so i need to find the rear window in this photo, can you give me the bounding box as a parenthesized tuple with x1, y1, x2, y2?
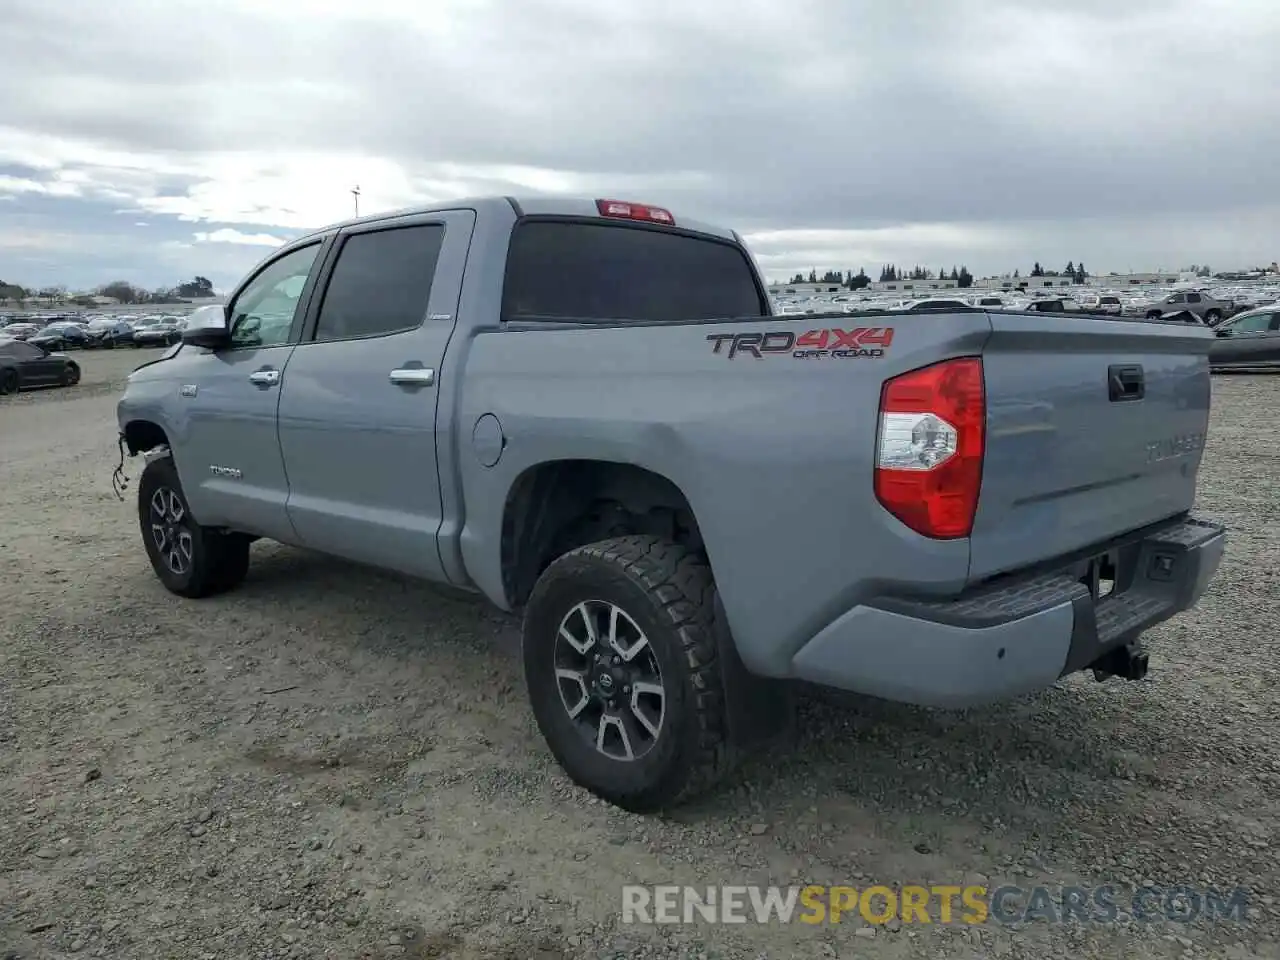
(503, 221, 767, 322)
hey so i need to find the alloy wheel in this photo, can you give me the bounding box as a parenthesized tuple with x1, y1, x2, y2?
(553, 600, 666, 762)
(149, 486, 194, 576)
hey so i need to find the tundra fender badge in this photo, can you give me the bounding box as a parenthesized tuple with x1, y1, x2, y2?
(180, 384, 198, 397)
(210, 465, 242, 479)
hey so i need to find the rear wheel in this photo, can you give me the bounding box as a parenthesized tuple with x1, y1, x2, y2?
(0, 367, 18, 395)
(522, 535, 731, 812)
(1205, 309, 1222, 324)
(138, 457, 251, 598)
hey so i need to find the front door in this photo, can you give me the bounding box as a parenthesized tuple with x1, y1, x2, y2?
(1213, 312, 1280, 365)
(276, 210, 474, 581)
(11, 342, 64, 385)
(175, 240, 328, 542)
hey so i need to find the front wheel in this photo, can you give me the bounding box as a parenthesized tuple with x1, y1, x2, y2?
(522, 535, 731, 812)
(0, 367, 18, 395)
(137, 457, 251, 598)
(61, 364, 80, 387)
(1205, 310, 1222, 324)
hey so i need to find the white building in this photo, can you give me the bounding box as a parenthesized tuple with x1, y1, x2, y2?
(768, 281, 846, 296)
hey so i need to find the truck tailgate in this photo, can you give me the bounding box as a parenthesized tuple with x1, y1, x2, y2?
(970, 314, 1213, 581)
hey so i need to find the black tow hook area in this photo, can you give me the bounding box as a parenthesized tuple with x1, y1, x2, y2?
(1090, 643, 1150, 682)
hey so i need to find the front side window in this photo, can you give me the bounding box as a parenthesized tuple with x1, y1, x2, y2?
(503, 221, 767, 322)
(228, 243, 322, 349)
(1223, 313, 1274, 334)
(311, 224, 445, 342)
(9, 341, 42, 360)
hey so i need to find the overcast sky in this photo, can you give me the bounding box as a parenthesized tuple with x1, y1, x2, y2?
(1, 0, 1277, 292)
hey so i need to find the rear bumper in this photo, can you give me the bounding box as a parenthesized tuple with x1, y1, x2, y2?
(789, 515, 1225, 708)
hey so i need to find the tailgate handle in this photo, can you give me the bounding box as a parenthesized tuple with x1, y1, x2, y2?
(1108, 364, 1144, 402)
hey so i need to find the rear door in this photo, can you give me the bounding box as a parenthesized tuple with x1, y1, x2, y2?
(275, 210, 474, 580)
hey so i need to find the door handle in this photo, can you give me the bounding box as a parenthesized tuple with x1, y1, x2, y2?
(1107, 364, 1144, 402)
(389, 368, 435, 386)
(248, 369, 280, 387)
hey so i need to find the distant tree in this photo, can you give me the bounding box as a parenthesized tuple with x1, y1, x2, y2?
(1065, 261, 1075, 277)
(99, 281, 143, 304)
(174, 275, 215, 299)
(789, 272, 805, 284)
(1074, 262, 1087, 283)
(820, 269, 842, 284)
(1013, 268, 1020, 278)
(0, 281, 28, 303)
(848, 268, 871, 290)
(1196, 265, 1212, 277)
(808, 269, 818, 283)
(949, 266, 960, 281)
(957, 266, 974, 288)
(1030, 262, 1044, 277)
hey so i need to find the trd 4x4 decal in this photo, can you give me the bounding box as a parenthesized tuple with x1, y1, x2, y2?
(706, 327, 894, 360)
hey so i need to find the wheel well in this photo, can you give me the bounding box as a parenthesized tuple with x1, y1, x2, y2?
(501, 460, 704, 608)
(123, 420, 170, 455)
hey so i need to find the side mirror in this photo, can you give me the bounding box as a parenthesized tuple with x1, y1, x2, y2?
(181, 304, 231, 349)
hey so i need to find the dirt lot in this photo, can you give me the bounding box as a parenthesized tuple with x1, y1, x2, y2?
(1, 349, 1278, 960)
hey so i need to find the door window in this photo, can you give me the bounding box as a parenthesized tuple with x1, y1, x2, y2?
(1186, 293, 1202, 304)
(228, 243, 322, 348)
(8, 341, 42, 360)
(311, 224, 445, 342)
(1222, 313, 1274, 334)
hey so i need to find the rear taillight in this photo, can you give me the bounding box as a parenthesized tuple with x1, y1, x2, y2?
(595, 199, 675, 226)
(874, 356, 985, 539)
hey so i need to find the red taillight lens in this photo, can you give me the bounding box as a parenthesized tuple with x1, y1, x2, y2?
(874, 356, 985, 539)
(596, 199, 676, 226)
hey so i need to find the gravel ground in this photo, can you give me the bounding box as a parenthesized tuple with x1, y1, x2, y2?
(1, 350, 1278, 960)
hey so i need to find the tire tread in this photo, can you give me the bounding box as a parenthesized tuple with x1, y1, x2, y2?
(529, 534, 733, 810)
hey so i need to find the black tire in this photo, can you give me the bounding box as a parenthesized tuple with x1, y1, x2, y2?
(522, 535, 730, 812)
(1146, 311, 1162, 320)
(137, 457, 251, 598)
(1205, 310, 1221, 324)
(0, 367, 18, 395)
(61, 363, 80, 387)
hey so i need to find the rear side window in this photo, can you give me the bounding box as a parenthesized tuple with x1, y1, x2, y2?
(503, 221, 767, 322)
(313, 224, 445, 342)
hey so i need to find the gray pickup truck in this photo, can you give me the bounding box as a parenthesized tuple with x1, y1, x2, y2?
(115, 196, 1226, 811)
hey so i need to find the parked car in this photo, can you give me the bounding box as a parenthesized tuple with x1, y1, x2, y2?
(1, 322, 40, 340)
(894, 298, 975, 312)
(84, 318, 135, 348)
(0, 338, 81, 394)
(1130, 290, 1234, 323)
(1078, 294, 1123, 315)
(115, 195, 1226, 811)
(132, 320, 184, 348)
(28, 322, 91, 351)
(1208, 307, 1280, 371)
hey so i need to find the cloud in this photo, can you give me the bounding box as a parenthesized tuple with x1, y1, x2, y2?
(0, 0, 1277, 288)
(193, 228, 286, 247)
